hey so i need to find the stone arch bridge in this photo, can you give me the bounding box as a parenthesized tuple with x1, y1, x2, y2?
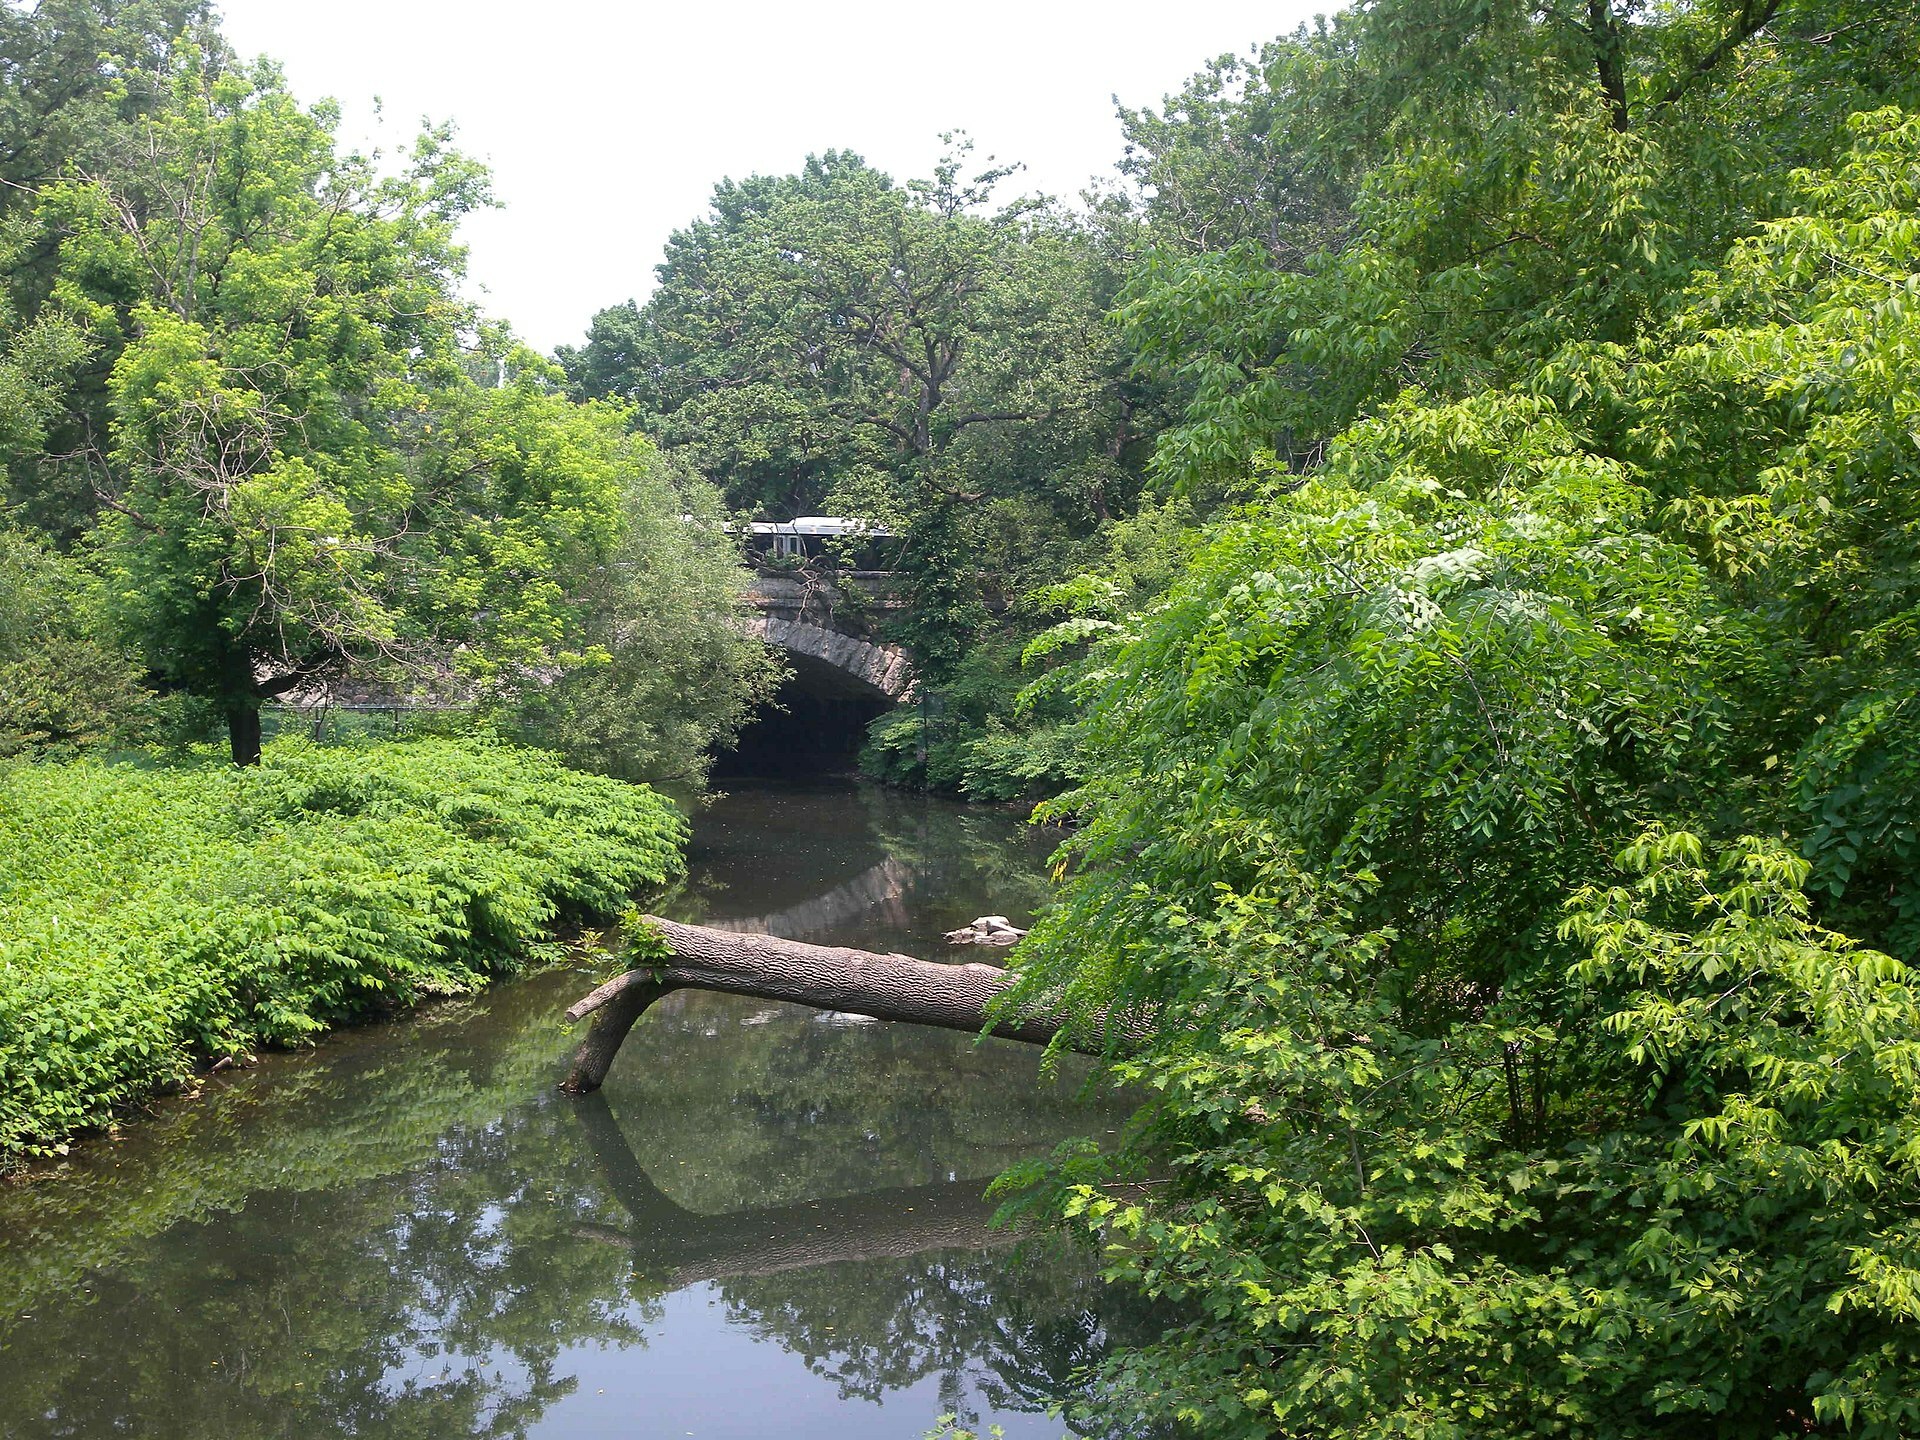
(746, 572, 915, 703)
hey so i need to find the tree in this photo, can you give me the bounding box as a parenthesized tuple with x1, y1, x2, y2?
(998, 91, 1920, 1440)
(41, 59, 473, 761)
(561, 156, 872, 516)
(0, 1, 225, 201)
(1117, 0, 1920, 494)
(43, 59, 769, 765)
(0, 525, 151, 756)
(0, 214, 88, 473)
(562, 143, 1156, 695)
(499, 426, 783, 787)
(559, 916, 1114, 1097)
(562, 143, 1128, 526)
(0, 0, 231, 538)
(1112, 29, 1359, 266)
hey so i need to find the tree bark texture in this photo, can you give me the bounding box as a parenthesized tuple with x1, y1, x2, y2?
(561, 916, 1101, 1093)
(1589, 0, 1632, 131)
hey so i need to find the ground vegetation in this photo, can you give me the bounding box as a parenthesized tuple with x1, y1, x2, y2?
(0, 737, 682, 1168)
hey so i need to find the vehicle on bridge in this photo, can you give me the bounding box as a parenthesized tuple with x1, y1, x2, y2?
(740, 516, 896, 567)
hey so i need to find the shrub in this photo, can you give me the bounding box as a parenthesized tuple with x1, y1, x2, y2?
(0, 737, 684, 1167)
(0, 528, 153, 758)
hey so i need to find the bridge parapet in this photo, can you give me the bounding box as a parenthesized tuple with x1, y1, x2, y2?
(747, 570, 905, 625)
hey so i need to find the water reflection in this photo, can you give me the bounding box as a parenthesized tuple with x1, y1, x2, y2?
(701, 855, 915, 942)
(0, 781, 1136, 1439)
(573, 1094, 1012, 1284)
(660, 779, 1056, 958)
(573, 1094, 1136, 1425)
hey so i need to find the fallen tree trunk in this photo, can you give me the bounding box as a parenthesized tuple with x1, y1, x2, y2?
(560, 916, 1098, 1093)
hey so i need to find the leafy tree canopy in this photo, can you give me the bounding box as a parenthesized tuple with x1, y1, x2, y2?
(35, 55, 772, 765)
(562, 142, 1138, 524)
(0, 0, 232, 535)
(1000, 9, 1920, 1429)
(1116, 0, 1920, 494)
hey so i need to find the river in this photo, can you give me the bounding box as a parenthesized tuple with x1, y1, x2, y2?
(0, 781, 1142, 1439)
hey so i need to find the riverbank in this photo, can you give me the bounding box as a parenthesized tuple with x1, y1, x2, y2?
(0, 737, 685, 1170)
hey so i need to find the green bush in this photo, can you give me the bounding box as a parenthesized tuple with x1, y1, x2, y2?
(0, 527, 155, 758)
(0, 738, 684, 1168)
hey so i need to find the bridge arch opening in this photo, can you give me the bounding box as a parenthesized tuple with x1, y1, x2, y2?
(721, 583, 916, 780)
(716, 648, 895, 779)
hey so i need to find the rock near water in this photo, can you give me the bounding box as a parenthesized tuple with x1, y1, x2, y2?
(943, 915, 1026, 947)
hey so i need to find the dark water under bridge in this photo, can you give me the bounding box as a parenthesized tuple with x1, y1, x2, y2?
(725, 570, 918, 778)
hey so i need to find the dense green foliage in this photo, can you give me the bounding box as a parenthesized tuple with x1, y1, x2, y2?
(562, 143, 1168, 783)
(0, 738, 683, 1168)
(0, 0, 229, 538)
(983, 8, 1920, 1438)
(499, 439, 783, 786)
(1118, 0, 1920, 495)
(0, 525, 153, 755)
(0, 2, 774, 771)
(1014, 829, 1918, 1437)
(562, 141, 1146, 529)
(3, 2, 1917, 1432)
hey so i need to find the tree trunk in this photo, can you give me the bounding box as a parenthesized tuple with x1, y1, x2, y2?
(561, 916, 1115, 1093)
(1589, 0, 1631, 132)
(1655, 1, 1788, 111)
(227, 703, 262, 766)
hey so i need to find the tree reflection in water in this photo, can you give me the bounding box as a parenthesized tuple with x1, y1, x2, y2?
(576, 1093, 1160, 1429)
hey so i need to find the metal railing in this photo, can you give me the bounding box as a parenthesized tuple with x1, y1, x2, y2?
(261, 702, 478, 745)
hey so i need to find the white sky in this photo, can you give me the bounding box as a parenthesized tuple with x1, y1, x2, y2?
(213, 0, 1331, 353)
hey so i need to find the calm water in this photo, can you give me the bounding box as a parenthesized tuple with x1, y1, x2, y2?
(0, 781, 1141, 1439)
